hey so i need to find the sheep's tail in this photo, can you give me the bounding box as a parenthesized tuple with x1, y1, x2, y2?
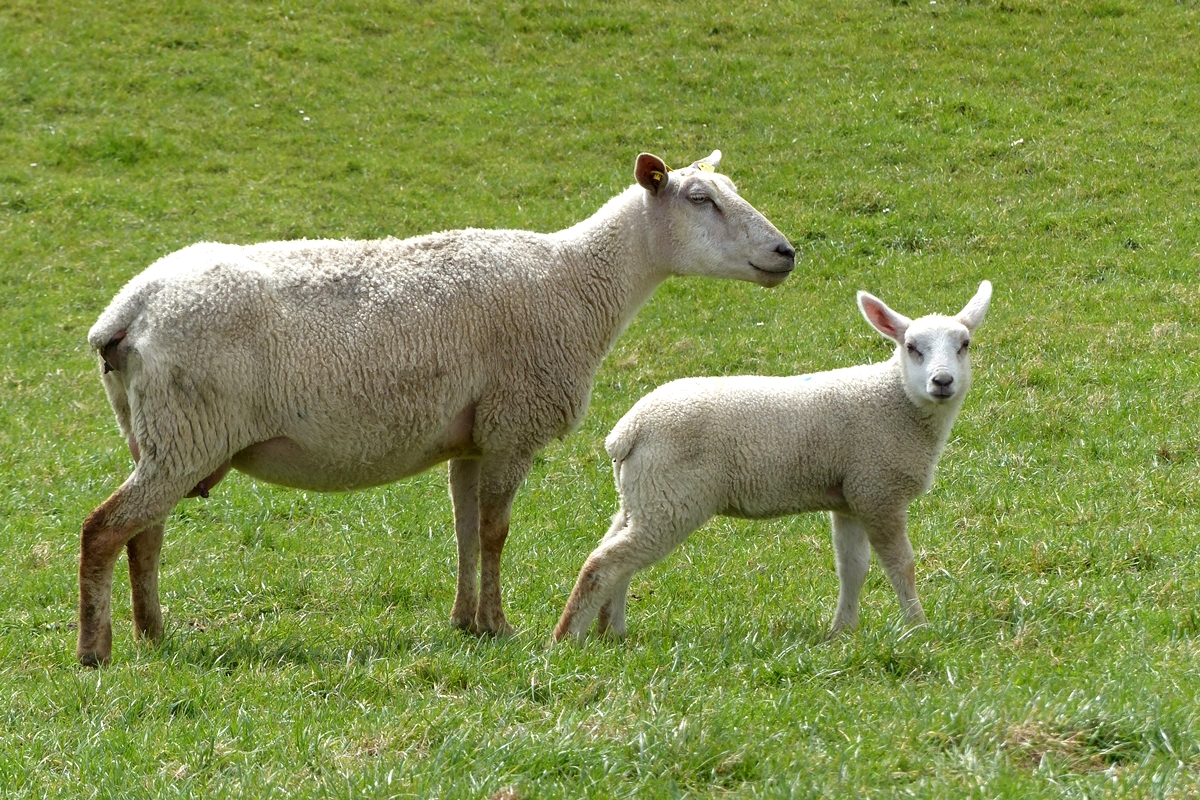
(88, 275, 161, 375)
(88, 279, 163, 448)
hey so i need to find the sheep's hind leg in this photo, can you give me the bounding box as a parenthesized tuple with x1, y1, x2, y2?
(447, 458, 481, 630)
(828, 512, 871, 636)
(127, 523, 165, 644)
(78, 472, 189, 667)
(472, 453, 532, 637)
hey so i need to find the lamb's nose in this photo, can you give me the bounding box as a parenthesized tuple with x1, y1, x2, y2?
(931, 372, 954, 388)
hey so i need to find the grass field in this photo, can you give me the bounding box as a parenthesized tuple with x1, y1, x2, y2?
(3, 0, 1200, 796)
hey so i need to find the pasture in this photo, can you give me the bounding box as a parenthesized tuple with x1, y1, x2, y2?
(2, 0, 1200, 795)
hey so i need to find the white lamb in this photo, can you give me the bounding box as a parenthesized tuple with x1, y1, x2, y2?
(552, 281, 992, 643)
(77, 150, 797, 666)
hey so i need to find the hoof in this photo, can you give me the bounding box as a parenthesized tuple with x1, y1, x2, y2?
(77, 649, 109, 668)
(471, 614, 514, 638)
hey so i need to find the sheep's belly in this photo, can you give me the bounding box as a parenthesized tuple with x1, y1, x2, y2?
(230, 404, 480, 492)
(229, 436, 472, 491)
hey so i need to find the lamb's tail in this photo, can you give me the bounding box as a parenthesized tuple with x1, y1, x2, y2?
(604, 413, 642, 486)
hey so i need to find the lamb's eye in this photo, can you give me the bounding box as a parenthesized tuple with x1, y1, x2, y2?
(689, 193, 712, 206)
(960, 340, 970, 353)
(906, 342, 923, 361)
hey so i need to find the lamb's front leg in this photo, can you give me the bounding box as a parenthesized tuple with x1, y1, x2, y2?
(864, 510, 926, 627)
(448, 459, 481, 630)
(829, 512, 871, 635)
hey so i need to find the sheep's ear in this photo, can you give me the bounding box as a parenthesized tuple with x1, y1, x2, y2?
(635, 153, 670, 196)
(956, 280, 993, 332)
(690, 150, 722, 172)
(859, 291, 911, 344)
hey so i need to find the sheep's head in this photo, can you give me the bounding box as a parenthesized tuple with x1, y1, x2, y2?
(635, 151, 795, 287)
(858, 281, 993, 411)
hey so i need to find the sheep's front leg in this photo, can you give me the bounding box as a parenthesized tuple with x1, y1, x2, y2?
(829, 512, 871, 635)
(127, 523, 165, 644)
(447, 459, 481, 630)
(473, 453, 532, 636)
(864, 510, 926, 627)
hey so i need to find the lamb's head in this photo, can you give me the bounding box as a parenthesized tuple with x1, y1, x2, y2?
(635, 151, 795, 288)
(858, 281, 993, 411)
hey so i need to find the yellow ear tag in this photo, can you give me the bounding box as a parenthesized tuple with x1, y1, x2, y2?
(697, 162, 715, 172)
(650, 170, 666, 183)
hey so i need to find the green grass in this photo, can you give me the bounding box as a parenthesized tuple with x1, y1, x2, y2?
(3, 0, 1200, 796)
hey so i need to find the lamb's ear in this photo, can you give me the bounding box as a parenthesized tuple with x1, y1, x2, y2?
(956, 280, 993, 332)
(635, 153, 670, 196)
(689, 150, 722, 172)
(859, 291, 911, 344)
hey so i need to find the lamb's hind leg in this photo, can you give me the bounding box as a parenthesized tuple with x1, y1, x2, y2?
(553, 509, 695, 644)
(593, 509, 630, 639)
(447, 458, 481, 630)
(78, 471, 190, 667)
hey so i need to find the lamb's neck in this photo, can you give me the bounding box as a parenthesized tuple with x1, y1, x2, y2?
(551, 186, 667, 357)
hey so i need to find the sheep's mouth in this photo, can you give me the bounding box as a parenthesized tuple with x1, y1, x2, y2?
(928, 387, 956, 400)
(749, 261, 794, 275)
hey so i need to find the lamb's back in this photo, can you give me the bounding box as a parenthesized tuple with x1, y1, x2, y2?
(611, 363, 932, 518)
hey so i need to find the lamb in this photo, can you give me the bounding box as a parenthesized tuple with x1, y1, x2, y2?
(77, 150, 796, 666)
(552, 281, 992, 643)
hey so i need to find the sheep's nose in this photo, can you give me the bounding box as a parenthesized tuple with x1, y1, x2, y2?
(932, 372, 953, 387)
(776, 242, 796, 261)
(930, 372, 954, 395)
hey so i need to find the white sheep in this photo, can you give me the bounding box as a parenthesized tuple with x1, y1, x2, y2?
(78, 150, 796, 666)
(552, 281, 992, 643)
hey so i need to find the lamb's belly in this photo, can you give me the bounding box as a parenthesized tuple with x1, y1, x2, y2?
(725, 484, 850, 519)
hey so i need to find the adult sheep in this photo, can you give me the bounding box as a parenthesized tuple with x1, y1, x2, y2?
(79, 150, 796, 666)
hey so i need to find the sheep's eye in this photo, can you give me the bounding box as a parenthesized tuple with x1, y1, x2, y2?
(960, 340, 970, 353)
(906, 342, 923, 361)
(689, 193, 712, 206)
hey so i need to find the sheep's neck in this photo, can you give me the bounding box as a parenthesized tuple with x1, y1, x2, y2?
(552, 187, 666, 361)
